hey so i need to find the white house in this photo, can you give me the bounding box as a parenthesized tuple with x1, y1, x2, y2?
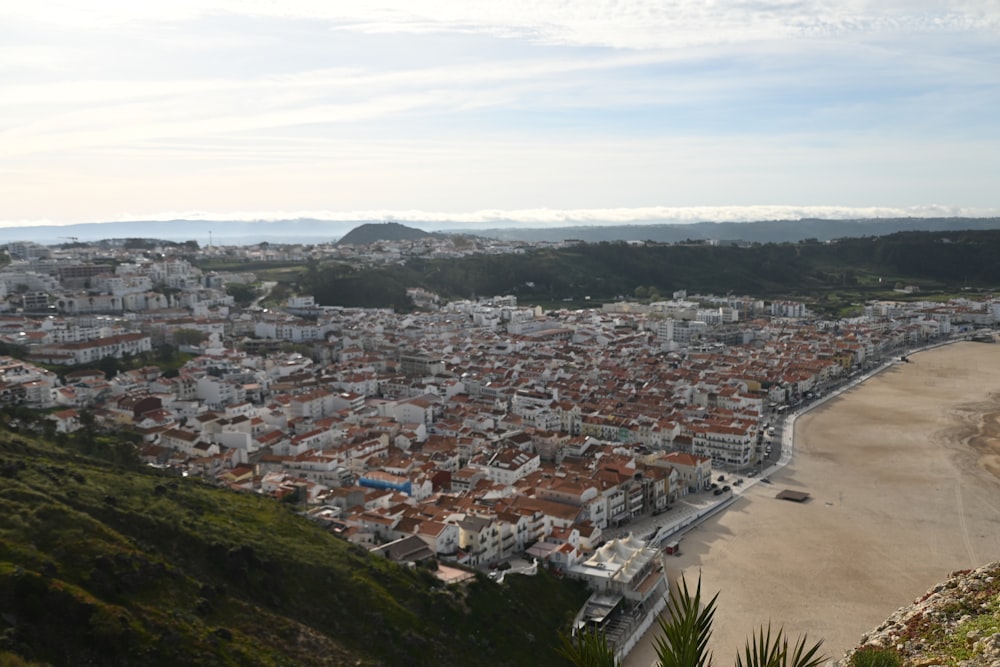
(482, 447, 541, 486)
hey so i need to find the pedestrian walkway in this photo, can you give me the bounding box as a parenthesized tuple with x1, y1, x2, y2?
(604, 488, 738, 549)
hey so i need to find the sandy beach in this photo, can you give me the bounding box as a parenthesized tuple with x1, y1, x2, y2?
(626, 341, 1000, 666)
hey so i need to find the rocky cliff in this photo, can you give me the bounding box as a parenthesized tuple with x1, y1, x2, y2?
(844, 562, 1000, 667)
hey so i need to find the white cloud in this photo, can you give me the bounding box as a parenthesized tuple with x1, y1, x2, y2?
(1, 50, 702, 159)
(5, 1, 998, 47)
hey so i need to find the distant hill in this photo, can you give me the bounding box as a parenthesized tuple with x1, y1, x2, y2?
(460, 217, 1000, 244)
(336, 221, 436, 246)
(3, 216, 1000, 246)
(303, 229, 1000, 313)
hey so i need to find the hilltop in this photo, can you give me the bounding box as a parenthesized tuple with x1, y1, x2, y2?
(0, 431, 588, 666)
(336, 222, 437, 246)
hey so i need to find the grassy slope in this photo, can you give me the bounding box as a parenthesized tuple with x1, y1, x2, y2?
(0, 433, 589, 666)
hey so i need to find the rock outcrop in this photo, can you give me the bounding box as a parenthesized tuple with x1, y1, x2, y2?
(843, 562, 1000, 667)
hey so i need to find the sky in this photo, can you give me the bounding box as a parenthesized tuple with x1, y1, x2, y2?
(2, 1, 999, 229)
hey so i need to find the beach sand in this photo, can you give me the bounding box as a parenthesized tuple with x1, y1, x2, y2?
(625, 341, 1000, 667)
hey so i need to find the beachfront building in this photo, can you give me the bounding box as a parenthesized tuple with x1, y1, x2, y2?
(570, 534, 666, 602)
(690, 423, 755, 468)
(655, 451, 713, 494)
(569, 534, 669, 657)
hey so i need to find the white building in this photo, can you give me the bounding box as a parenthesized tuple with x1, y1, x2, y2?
(482, 447, 541, 486)
(30, 333, 152, 365)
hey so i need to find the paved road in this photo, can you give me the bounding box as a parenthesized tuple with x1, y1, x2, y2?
(249, 281, 277, 309)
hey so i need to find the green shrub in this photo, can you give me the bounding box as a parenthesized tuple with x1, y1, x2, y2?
(850, 646, 903, 667)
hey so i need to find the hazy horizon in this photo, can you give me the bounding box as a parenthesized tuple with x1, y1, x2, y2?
(4, 211, 1000, 248)
(3, 205, 1000, 232)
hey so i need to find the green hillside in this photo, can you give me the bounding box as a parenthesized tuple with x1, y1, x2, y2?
(302, 230, 1000, 312)
(0, 432, 588, 666)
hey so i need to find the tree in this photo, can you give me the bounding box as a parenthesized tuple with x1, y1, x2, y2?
(156, 344, 177, 364)
(98, 355, 120, 379)
(173, 328, 207, 347)
(76, 408, 98, 451)
(226, 283, 256, 307)
(559, 574, 824, 667)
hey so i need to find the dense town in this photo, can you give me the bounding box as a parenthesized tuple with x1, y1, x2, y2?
(2, 236, 999, 647)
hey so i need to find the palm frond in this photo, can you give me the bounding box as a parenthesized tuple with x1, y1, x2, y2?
(785, 632, 825, 667)
(557, 625, 621, 667)
(735, 623, 825, 667)
(653, 573, 718, 667)
(736, 624, 784, 667)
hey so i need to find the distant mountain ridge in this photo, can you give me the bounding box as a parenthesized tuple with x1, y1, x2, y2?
(457, 217, 1000, 244)
(336, 221, 437, 245)
(2, 216, 999, 246)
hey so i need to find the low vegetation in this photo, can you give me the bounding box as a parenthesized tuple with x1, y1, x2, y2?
(0, 430, 589, 666)
(849, 647, 903, 667)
